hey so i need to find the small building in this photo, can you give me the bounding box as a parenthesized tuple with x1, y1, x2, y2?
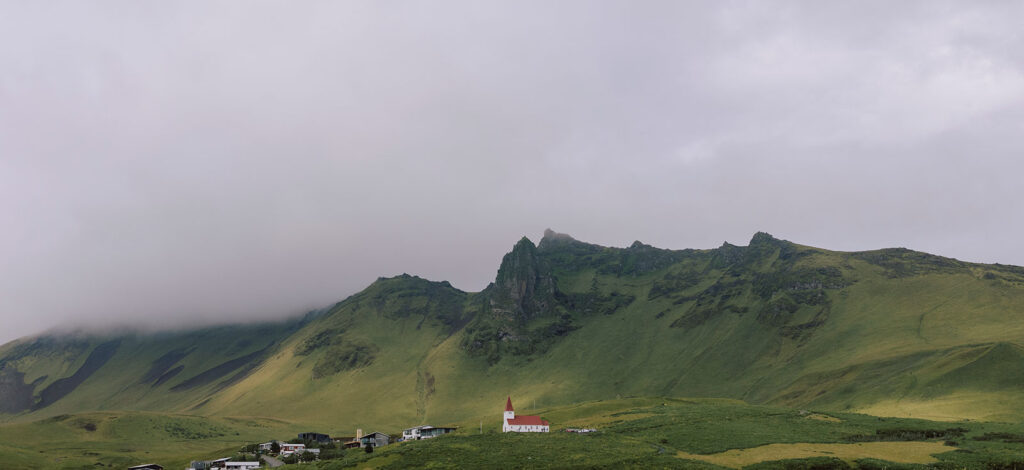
(188, 458, 231, 470)
(298, 432, 332, 443)
(338, 429, 366, 448)
(565, 427, 597, 433)
(359, 431, 390, 448)
(128, 465, 164, 470)
(282, 447, 320, 458)
(502, 396, 550, 433)
(225, 463, 260, 470)
(402, 425, 457, 441)
(280, 442, 306, 454)
(258, 440, 284, 452)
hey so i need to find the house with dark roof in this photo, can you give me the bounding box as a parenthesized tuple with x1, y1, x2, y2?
(359, 431, 390, 447)
(502, 396, 550, 433)
(298, 432, 332, 443)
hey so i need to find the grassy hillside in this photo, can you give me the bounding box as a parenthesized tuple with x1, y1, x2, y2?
(0, 410, 300, 470)
(325, 397, 1024, 469)
(8, 398, 1024, 469)
(3, 230, 1024, 433)
(0, 320, 311, 421)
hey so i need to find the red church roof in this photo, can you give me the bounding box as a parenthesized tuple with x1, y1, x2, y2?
(506, 415, 549, 426)
(505, 396, 514, 412)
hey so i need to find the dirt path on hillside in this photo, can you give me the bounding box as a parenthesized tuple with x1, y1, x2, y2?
(262, 455, 285, 467)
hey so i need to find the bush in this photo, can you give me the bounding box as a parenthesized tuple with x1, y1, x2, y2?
(846, 427, 967, 442)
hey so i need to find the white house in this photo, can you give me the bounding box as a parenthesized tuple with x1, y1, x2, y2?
(402, 425, 457, 441)
(258, 440, 283, 452)
(188, 458, 258, 470)
(502, 396, 549, 433)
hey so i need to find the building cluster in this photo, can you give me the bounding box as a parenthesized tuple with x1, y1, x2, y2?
(131, 396, 553, 469)
(186, 458, 260, 470)
(259, 428, 394, 453)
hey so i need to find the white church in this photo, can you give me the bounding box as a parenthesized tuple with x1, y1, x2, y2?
(502, 396, 550, 433)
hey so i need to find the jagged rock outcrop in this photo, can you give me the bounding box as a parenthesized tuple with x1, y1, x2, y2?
(491, 237, 558, 320)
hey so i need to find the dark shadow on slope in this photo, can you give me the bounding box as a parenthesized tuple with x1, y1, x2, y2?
(32, 340, 122, 410)
(169, 344, 272, 392)
(152, 365, 184, 388)
(140, 347, 195, 385)
(0, 366, 35, 413)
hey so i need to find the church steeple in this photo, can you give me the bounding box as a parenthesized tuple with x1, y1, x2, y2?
(503, 396, 515, 428)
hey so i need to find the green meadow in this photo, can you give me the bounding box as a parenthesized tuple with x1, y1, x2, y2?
(8, 398, 1024, 469)
(323, 398, 1024, 469)
(0, 411, 300, 469)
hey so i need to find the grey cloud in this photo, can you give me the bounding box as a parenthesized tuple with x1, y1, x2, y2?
(2, 1, 1023, 343)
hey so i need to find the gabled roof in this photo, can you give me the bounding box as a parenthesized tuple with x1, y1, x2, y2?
(506, 415, 549, 426)
(505, 396, 514, 412)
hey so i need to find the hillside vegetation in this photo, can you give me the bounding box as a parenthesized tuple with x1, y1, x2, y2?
(9, 398, 1024, 469)
(3, 230, 1024, 432)
(316, 397, 1024, 469)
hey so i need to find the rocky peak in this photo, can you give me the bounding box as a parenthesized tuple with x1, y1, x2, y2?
(494, 236, 557, 320)
(538, 229, 580, 249)
(629, 240, 651, 249)
(749, 232, 778, 246)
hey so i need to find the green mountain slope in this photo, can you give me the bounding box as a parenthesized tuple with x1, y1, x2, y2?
(3, 230, 1024, 428)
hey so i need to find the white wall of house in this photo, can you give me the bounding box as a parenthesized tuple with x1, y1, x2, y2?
(504, 424, 550, 433)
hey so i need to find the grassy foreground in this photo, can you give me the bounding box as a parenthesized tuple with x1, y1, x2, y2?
(0, 411, 301, 469)
(315, 398, 1024, 469)
(7, 398, 1024, 469)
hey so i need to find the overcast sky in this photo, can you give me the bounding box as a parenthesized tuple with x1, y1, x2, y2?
(2, 1, 1023, 344)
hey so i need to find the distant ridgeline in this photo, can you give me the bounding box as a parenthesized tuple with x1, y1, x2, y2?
(4, 229, 1024, 427)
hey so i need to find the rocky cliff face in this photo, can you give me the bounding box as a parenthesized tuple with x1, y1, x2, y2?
(491, 237, 558, 321)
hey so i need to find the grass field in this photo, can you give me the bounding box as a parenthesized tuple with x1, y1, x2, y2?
(5, 398, 1024, 468)
(0, 411, 300, 469)
(304, 397, 1024, 469)
(676, 442, 950, 468)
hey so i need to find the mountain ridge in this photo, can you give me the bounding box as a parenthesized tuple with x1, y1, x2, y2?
(3, 230, 1024, 427)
